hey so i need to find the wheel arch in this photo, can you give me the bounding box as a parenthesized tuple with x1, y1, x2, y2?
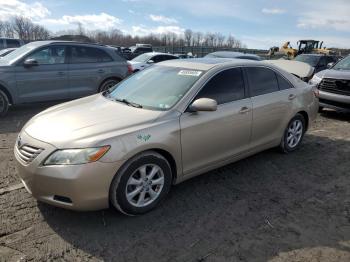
(297, 110, 309, 131)
(98, 76, 123, 92)
(0, 84, 13, 105)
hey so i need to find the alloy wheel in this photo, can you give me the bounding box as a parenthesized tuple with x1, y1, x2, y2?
(287, 119, 303, 148)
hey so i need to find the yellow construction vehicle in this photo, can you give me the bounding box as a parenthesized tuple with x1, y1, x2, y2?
(268, 40, 334, 59)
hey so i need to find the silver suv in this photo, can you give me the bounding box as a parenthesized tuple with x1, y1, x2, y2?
(310, 55, 350, 111)
(0, 41, 130, 116)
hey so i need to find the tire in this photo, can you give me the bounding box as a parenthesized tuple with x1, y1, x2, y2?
(0, 90, 9, 117)
(109, 151, 172, 215)
(99, 78, 120, 93)
(280, 114, 306, 153)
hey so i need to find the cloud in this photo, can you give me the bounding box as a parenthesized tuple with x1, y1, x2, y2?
(296, 0, 350, 32)
(261, 8, 286, 15)
(149, 14, 178, 24)
(41, 13, 122, 30)
(0, 0, 50, 21)
(132, 25, 184, 35)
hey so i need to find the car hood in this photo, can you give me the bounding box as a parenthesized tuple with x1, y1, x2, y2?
(264, 60, 314, 78)
(24, 94, 162, 148)
(316, 69, 350, 80)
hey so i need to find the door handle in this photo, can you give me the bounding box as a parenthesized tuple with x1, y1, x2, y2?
(288, 94, 296, 100)
(239, 106, 251, 114)
(57, 71, 65, 76)
(97, 69, 105, 74)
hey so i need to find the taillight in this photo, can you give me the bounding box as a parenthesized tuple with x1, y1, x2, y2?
(127, 63, 133, 74)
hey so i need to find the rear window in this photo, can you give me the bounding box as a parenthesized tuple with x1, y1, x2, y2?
(71, 46, 113, 63)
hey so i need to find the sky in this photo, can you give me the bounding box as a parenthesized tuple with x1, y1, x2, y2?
(0, 0, 350, 49)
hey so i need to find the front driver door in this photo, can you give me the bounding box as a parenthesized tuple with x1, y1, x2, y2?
(15, 45, 69, 103)
(180, 67, 252, 175)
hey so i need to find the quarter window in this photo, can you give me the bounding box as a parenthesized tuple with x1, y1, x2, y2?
(26, 46, 66, 65)
(71, 46, 113, 63)
(276, 74, 293, 90)
(195, 68, 245, 104)
(246, 67, 279, 96)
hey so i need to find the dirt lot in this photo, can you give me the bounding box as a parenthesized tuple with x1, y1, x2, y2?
(0, 104, 350, 262)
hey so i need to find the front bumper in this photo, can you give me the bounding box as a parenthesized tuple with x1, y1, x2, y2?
(14, 132, 123, 211)
(319, 90, 350, 111)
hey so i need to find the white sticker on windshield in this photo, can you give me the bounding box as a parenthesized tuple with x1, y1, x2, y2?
(178, 70, 202, 77)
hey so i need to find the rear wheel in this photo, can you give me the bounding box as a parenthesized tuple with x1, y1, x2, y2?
(280, 114, 306, 153)
(99, 78, 120, 93)
(0, 90, 9, 117)
(109, 151, 172, 215)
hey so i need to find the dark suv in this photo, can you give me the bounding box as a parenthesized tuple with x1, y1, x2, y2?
(129, 44, 153, 59)
(0, 41, 130, 116)
(295, 54, 339, 73)
(0, 38, 24, 50)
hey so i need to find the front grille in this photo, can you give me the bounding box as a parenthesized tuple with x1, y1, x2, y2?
(319, 78, 350, 96)
(16, 144, 43, 164)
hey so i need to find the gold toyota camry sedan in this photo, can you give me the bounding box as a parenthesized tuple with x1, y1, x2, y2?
(14, 58, 319, 215)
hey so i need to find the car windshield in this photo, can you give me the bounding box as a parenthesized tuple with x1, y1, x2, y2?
(0, 44, 37, 64)
(295, 55, 319, 67)
(333, 56, 350, 70)
(104, 65, 204, 111)
(132, 53, 153, 63)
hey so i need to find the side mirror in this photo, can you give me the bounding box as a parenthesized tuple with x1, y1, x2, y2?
(189, 98, 217, 112)
(24, 58, 38, 67)
(147, 59, 154, 64)
(327, 62, 334, 69)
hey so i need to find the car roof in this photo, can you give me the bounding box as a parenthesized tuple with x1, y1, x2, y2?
(297, 53, 332, 57)
(24, 40, 109, 48)
(143, 52, 177, 56)
(160, 58, 262, 71)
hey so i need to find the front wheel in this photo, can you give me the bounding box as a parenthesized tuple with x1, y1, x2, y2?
(280, 114, 306, 153)
(99, 78, 120, 93)
(109, 151, 172, 215)
(0, 90, 9, 117)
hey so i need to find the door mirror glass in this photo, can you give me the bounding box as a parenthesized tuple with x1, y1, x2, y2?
(189, 98, 217, 112)
(23, 58, 39, 67)
(327, 62, 334, 69)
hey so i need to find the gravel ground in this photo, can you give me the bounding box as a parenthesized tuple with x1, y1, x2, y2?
(0, 104, 349, 262)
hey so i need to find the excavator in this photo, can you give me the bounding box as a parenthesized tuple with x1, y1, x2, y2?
(268, 40, 334, 59)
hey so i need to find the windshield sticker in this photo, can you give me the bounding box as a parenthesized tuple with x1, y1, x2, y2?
(178, 70, 202, 77)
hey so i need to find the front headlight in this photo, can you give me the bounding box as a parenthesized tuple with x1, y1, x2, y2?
(309, 74, 322, 85)
(44, 146, 110, 166)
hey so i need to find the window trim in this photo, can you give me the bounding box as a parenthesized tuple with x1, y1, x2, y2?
(242, 65, 294, 98)
(184, 66, 248, 112)
(67, 45, 114, 64)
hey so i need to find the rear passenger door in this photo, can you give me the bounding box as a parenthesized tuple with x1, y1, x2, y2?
(68, 45, 114, 98)
(245, 67, 295, 148)
(180, 68, 252, 175)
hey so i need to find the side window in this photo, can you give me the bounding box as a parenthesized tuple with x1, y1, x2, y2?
(71, 46, 113, 63)
(319, 57, 327, 67)
(195, 68, 245, 104)
(6, 39, 20, 48)
(152, 55, 163, 63)
(164, 55, 177, 61)
(0, 40, 4, 49)
(246, 67, 279, 96)
(26, 46, 66, 65)
(276, 73, 293, 90)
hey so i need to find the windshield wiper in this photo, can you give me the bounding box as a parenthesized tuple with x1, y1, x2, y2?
(115, 98, 143, 108)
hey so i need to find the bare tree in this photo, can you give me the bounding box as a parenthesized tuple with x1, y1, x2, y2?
(184, 29, 193, 46)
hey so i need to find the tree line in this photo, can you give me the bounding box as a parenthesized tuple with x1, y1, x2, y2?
(0, 16, 246, 48)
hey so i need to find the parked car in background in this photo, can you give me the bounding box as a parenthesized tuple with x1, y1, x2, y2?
(295, 54, 339, 73)
(0, 38, 24, 50)
(14, 58, 318, 215)
(128, 52, 178, 72)
(265, 59, 315, 82)
(205, 51, 262, 61)
(174, 53, 195, 59)
(0, 41, 130, 116)
(0, 48, 17, 58)
(129, 44, 153, 59)
(310, 55, 350, 111)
